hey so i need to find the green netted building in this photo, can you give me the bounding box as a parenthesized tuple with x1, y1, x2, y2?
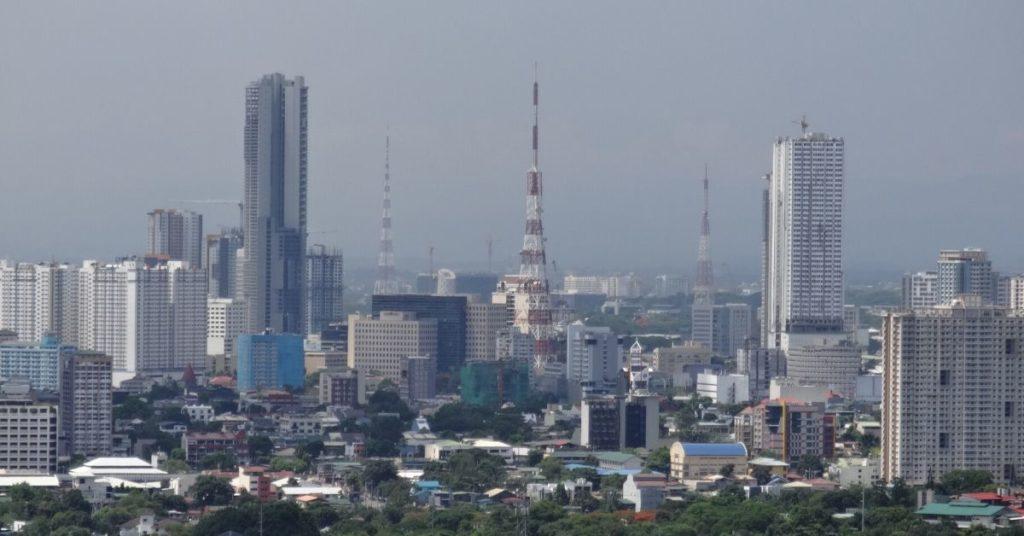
(460, 360, 530, 407)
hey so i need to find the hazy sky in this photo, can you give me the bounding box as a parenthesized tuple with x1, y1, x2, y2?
(1, 1, 1022, 282)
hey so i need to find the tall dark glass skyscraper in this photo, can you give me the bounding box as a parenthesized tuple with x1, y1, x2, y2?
(242, 73, 308, 334)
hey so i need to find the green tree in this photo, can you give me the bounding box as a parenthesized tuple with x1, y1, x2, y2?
(199, 451, 237, 470)
(247, 435, 274, 462)
(423, 449, 507, 492)
(719, 464, 735, 478)
(113, 396, 153, 420)
(795, 454, 824, 476)
(646, 446, 670, 473)
(161, 458, 191, 473)
(752, 465, 773, 485)
(939, 469, 994, 495)
(190, 475, 234, 506)
(538, 456, 566, 481)
(269, 456, 309, 473)
(362, 459, 398, 488)
(552, 483, 570, 505)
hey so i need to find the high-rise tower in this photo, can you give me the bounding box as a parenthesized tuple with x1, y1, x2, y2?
(374, 136, 398, 295)
(517, 72, 557, 377)
(694, 166, 714, 303)
(241, 73, 308, 335)
(691, 167, 714, 349)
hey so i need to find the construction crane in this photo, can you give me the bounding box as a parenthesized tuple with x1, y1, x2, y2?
(175, 199, 243, 229)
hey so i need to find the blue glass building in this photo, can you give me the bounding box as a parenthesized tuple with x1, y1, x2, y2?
(236, 333, 304, 391)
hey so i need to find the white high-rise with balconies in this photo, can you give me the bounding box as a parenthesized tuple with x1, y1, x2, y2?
(882, 303, 1024, 485)
(761, 130, 857, 396)
(901, 271, 938, 309)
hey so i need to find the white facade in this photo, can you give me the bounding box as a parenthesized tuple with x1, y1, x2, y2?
(781, 332, 860, 398)
(563, 274, 640, 298)
(1009, 275, 1024, 311)
(830, 457, 880, 488)
(465, 302, 505, 361)
(901, 271, 938, 309)
(763, 132, 845, 347)
(565, 322, 621, 399)
(696, 372, 750, 405)
(347, 312, 437, 390)
(183, 404, 214, 423)
(206, 298, 245, 358)
(937, 249, 993, 305)
(882, 304, 1024, 484)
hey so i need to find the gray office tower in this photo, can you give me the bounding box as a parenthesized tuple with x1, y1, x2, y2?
(371, 294, 466, 375)
(306, 247, 344, 335)
(242, 73, 308, 334)
(207, 229, 243, 299)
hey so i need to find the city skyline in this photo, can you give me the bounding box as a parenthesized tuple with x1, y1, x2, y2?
(1, 3, 1022, 279)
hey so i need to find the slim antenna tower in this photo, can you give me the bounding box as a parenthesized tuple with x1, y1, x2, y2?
(693, 164, 714, 305)
(518, 64, 557, 376)
(374, 134, 398, 295)
(487, 235, 493, 273)
(428, 244, 435, 275)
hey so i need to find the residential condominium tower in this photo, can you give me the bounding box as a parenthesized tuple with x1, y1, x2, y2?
(148, 209, 203, 269)
(242, 73, 308, 335)
(881, 302, 1024, 485)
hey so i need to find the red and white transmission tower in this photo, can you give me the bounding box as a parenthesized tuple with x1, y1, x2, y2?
(518, 69, 557, 374)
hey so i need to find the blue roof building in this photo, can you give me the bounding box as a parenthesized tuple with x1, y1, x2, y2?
(670, 442, 749, 481)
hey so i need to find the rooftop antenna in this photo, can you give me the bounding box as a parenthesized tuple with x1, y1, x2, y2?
(793, 114, 809, 135)
(487, 235, 493, 273)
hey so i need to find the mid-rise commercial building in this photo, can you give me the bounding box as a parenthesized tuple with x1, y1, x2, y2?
(734, 399, 834, 462)
(669, 442, 748, 482)
(147, 209, 203, 268)
(206, 298, 245, 365)
(710, 303, 753, 358)
(241, 73, 308, 335)
(782, 333, 860, 398)
(0, 335, 72, 392)
(654, 275, 687, 297)
(183, 431, 247, 466)
(370, 295, 465, 374)
(0, 385, 59, 473)
(580, 394, 622, 450)
(696, 372, 750, 405)
(902, 271, 938, 309)
(737, 347, 786, 401)
(60, 350, 112, 457)
(434, 271, 499, 301)
(465, 301, 505, 362)
(406, 355, 436, 401)
(347, 312, 437, 390)
(881, 303, 1024, 485)
(565, 322, 621, 402)
(319, 368, 364, 407)
(306, 248, 344, 335)
(937, 249, 994, 305)
(236, 333, 304, 391)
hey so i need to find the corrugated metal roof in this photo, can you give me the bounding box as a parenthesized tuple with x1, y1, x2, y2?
(680, 442, 747, 457)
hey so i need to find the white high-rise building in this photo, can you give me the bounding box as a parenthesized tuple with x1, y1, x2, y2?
(465, 301, 505, 362)
(0, 261, 70, 344)
(882, 303, 1024, 485)
(566, 322, 621, 401)
(937, 249, 994, 305)
(760, 130, 857, 396)
(207, 298, 246, 359)
(75, 259, 206, 380)
(1009, 276, 1024, 311)
(763, 131, 845, 347)
(902, 271, 938, 309)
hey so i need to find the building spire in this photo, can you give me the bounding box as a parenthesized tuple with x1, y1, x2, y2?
(374, 134, 398, 295)
(694, 164, 714, 305)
